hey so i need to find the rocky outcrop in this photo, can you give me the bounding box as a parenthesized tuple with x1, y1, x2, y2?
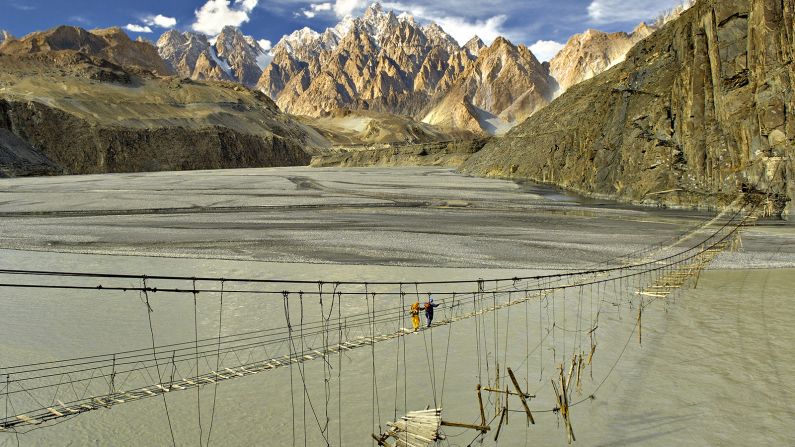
(0, 26, 174, 76)
(549, 24, 652, 93)
(0, 128, 63, 177)
(463, 0, 794, 218)
(297, 108, 476, 146)
(0, 99, 308, 174)
(422, 37, 558, 134)
(311, 138, 489, 168)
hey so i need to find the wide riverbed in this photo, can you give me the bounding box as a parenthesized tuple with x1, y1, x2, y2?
(1, 167, 793, 446)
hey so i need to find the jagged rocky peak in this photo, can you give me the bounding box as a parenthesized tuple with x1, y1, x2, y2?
(1, 26, 173, 76)
(422, 36, 557, 135)
(214, 26, 268, 86)
(549, 22, 654, 93)
(157, 26, 267, 86)
(157, 30, 230, 81)
(423, 22, 460, 54)
(257, 1, 464, 118)
(463, 36, 486, 57)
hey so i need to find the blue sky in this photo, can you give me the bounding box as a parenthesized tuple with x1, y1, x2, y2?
(1, 0, 688, 60)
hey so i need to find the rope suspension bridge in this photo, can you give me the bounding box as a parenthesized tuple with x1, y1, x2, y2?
(0, 194, 765, 445)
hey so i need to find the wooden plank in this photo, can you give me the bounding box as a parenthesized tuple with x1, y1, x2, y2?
(16, 415, 40, 425)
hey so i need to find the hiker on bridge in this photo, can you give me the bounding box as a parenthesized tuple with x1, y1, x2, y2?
(423, 297, 440, 327)
(410, 301, 421, 332)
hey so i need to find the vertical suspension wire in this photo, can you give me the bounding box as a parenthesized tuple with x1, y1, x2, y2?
(192, 279, 203, 447)
(142, 278, 177, 447)
(365, 284, 375, 445)
(416, 284, 437, 408)
(552, 283, 557, 367)
(503, 290, 512, 388)
(539, 280, 544, 381)
(481, 281, 491, 389)
(371, 291, 382, 434)
(299, 291, 307, 447)
(283, 291, 296, 447)
(393, 285, 403, 421)
(206, 279, 224, 447)
(440, 291, 455, 408)
(337, 289, 342, 447)
(492, 282, 499, 396)
(562, 285, 567, 365)
(318, 281, 331, 447)
(474, 283, 483, 386)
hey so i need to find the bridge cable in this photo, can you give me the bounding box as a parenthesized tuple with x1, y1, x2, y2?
(142, 278, 177, 447)
(206, 279, 224, 446)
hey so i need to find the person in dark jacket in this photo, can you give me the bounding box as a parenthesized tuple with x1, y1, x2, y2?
(423, 298, 440, 327)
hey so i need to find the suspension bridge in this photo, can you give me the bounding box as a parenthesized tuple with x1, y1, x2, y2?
(0, 194, 764, 445)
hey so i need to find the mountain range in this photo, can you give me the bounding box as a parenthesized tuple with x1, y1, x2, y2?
(142, 2, 668, 134)
(0, 2, 672, 136)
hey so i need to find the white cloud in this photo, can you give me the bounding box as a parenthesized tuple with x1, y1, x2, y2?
(257, 38, 272, 50)
(125, 24, 153, 33)
(301, 2, 335, 19)
(434, 15, 507, 45)
(144, 14, 177, 28)
(192, 0, 259, 35)
(334, 0, 366, 17)
(382, 2, 510, 45)
(587, 0, 684, 24)
(529, 40, 564, 62)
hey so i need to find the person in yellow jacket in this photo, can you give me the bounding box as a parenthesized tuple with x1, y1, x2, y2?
(410, 301, 421, 332)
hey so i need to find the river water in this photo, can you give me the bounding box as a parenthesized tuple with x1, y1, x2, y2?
(0, 167, 793, 446)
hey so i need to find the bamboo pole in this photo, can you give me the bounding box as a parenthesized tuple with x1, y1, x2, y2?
(476, 384, 486, 429)
(507, 368, 535, 425)
(493, 408, 507, 441)
(441, 421, 490, 432)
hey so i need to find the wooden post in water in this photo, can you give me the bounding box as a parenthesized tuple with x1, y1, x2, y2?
(476, 384, 486, 430)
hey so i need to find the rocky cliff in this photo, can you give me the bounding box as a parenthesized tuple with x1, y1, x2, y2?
(463, 0, 794, 218)
(422, 37, 558, 134)
(0, 27, 314, 176)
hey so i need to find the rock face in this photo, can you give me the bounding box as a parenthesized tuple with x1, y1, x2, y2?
(0, 128, 63, 177)
(463, 0, 795, 218)
(258, 4, 485, 120)
(422, 37, 558, 134)
(157, 30, 233, 82)
(0, 26, 174, 76)
(156, 27, 268, 87)
(549, 24, 652, 93)
(0, 27, 315, 176)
